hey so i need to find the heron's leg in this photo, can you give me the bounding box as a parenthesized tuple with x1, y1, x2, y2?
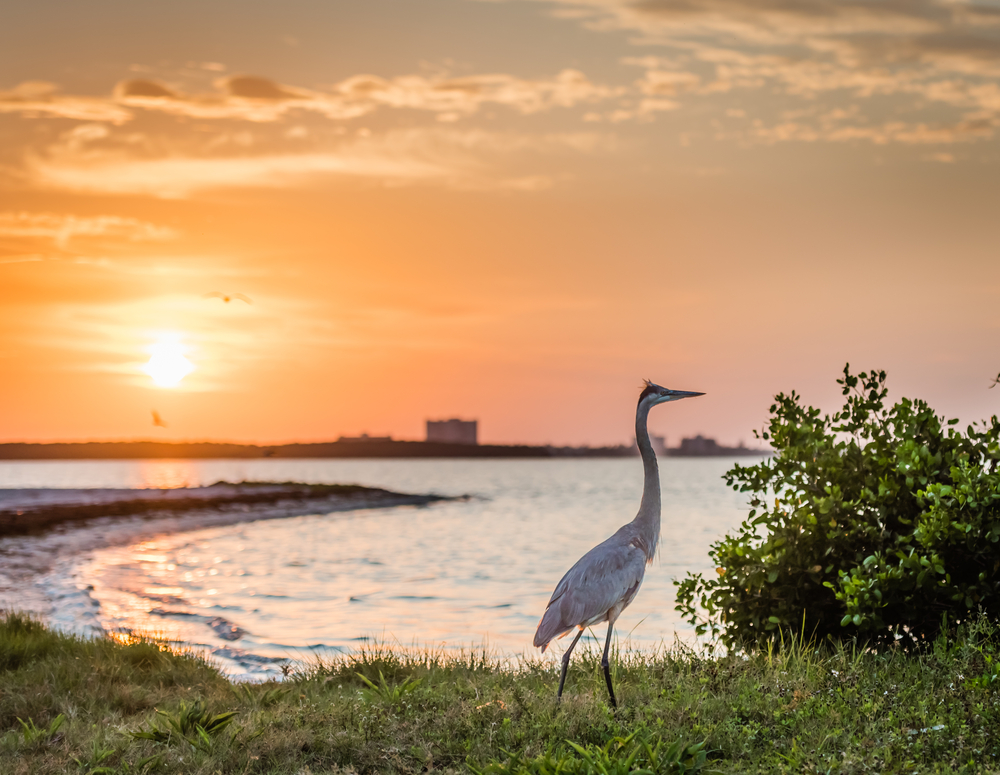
(602, 621, 618, 709)
(557, 628, 585, 701)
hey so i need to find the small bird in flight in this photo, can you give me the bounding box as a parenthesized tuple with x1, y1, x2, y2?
(204, 292, 252, 304)
(151, 410, 168, 428)
(990, 372, 1000, 389)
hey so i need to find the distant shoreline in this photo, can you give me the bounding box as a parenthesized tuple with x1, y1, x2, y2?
(0, 439, 769, 460)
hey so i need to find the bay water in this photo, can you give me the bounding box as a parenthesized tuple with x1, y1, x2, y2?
(0, 457, 760, 678)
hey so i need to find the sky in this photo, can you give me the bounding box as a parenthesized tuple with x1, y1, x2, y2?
(1, 0, 999, 447)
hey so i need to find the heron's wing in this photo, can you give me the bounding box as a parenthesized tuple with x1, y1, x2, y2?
(203, 292, 225, 299)
(232, 293, 253, 303)
(535, 537, 646, 646)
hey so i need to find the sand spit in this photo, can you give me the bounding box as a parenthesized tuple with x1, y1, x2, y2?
(0, 481, 452, 537)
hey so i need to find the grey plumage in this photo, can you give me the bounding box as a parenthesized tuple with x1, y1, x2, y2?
(533, 380, 704, 707)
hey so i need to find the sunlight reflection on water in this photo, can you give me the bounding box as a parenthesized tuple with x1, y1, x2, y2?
(0, 457, 760, 678)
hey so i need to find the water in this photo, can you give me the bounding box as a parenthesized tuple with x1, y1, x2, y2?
(0, 457, 759, 678)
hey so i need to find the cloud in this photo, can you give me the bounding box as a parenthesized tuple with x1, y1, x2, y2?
(539, 0, 1000, 82)
(0, 212, 177, 247)
(25, 126, 610, 198)
(222, 75, 309, 101)
(6, 7, 1000, 156)
(333, 68, 619, 116)
(29, 151, 448, 198)
(749, 113, 997, 145)
(117, 79, 181, 99)
(500, 0, 1000, 141)
(3, 68, 618, 127)
(110, 75, 366, 121)
(529, 0, 947, 45)
(0, 81, 132, 123)
(0, 255, 46, 265)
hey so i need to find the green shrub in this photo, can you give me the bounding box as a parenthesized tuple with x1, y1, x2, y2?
(675, 365, 1000, 650)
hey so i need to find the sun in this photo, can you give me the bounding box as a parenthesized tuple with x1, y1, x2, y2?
(143, 340, 194, 388)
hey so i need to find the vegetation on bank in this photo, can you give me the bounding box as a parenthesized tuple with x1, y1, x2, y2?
(677, 365, 1000, 650)
(3, 611, 1000, 774)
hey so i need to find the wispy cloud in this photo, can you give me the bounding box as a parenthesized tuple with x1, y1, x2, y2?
(0, 212, 177, 247)
(531, 0, 954, 47)
(25, 125, 612, 197)
(5, 2, 1000, 157)
(29, 149, 452, 198)
(1, 68, 618, 126)
(331, 68, 619, 120)
(514, 0, 1000, 143)
(749, 115, 997, 145)
(0, 81, 132, 123)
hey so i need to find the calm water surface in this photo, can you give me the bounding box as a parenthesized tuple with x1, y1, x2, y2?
(0, 457, 759, 678)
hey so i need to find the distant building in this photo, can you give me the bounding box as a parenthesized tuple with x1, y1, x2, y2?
(677, 435, 722, 456)
(650, 434, 668, 456)
(426, 419, 478, 445)
(337, 433, 392, 443)
(670, 435, 763, 456)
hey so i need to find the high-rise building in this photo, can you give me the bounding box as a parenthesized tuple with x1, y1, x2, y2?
(426, 419, 478, 445)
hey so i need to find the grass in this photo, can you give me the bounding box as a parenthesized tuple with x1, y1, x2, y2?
(3, 612, 1000, 773)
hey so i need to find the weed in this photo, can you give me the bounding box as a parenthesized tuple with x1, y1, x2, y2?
(356, 669, 422, 707)
(116, 753, 164, 774)
(71, 736, 116, 771)
(130, 700, 236, 750)
(16, 713, 65, 745)
(472, 731, 723, 775)
(230, 682, 287, 708)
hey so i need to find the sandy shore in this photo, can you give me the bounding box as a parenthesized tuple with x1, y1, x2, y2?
(0, 482, 455, 623)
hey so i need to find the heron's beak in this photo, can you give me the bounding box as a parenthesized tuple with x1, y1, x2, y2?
(662, 389, 705, 401)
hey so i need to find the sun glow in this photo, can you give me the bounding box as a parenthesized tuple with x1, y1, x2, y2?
(143, 338, 194, 387)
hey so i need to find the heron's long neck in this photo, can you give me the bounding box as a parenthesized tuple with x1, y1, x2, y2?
(634, 401, 660, 559)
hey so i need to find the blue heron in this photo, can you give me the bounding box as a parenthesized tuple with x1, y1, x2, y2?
(533, 380, 704, 707)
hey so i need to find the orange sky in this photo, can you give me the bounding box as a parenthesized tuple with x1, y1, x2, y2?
(2, 0, 999, 446)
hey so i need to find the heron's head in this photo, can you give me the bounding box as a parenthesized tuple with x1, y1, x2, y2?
(639, 379, 704, 407)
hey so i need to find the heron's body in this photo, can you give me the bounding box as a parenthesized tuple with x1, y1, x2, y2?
(533, 522, 651, 647)
(533, 380, 702, 707)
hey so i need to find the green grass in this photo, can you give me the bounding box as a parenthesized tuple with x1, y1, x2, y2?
(3, 612, 1000, 773)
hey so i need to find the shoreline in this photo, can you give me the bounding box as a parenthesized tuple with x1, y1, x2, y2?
(0, 439, 769, 460)
(0, 480, 454, 538)
(0, 482, 460, 627)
